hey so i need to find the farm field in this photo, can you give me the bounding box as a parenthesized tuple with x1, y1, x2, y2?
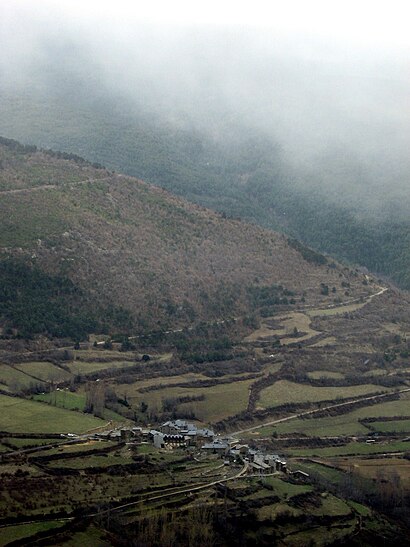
(33, 390, 126, 422)
(68, 359, 140, 375)
(369, 419, 410, 433)
(255, 391, 410, 437)
(0, 393, 108, 433)
(125, 372, 211, 392)
(307, 370, 344, 379)
(47, 452, 135, 469)
(287, 439, 410, 457)
(363, 368, 388, 377)
(0, 364, 42, 390)
(1, 437, 65, 449)
(0, 521, 66, 545)
(309, 336, 337, 347)
(57, 526, 111, 546)
(123, 377, 255, 422)
(33, 390, 87, 410)
(306, 300, 370, 317)
(333, 457, 410, 488)
(290, 460, 347, 484)
(245, 311, 319, 344)
(258, 380, 387, 410)
(15, 361, 72, 382)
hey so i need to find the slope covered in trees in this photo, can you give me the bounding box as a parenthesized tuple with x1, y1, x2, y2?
(0, 138, 374, 338)
(1, 81, 408, 289)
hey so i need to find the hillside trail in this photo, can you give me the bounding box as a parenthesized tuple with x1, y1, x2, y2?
(0, 174, 118, 195)
(301, 285, 388, 313)
(245, 283, 389, 350)
(0, 282, 389, 362)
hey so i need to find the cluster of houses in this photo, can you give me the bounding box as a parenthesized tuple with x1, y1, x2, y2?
(92, 419, 287, 475)
(151, 419, 215, 449)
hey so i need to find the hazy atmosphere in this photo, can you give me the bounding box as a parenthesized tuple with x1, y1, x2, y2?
(2, 1, 410, 214)
(2, 4, 410, 544)
(1, 1, 410, 287)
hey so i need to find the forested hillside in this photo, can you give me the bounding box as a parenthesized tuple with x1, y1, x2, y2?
(1, 76, 409, 289)
(0, 138, 374, 339)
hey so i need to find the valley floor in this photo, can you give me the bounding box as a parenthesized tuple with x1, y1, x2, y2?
(1, 283, 410, 545)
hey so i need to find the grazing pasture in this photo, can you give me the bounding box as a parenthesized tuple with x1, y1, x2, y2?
(0, 394, 107, 433)
(288, 439, 410, 457)
(334, 457, 410, 488)
(249, 391, 410, 438)
(15, 361, 71, 382)
(0, 521, 66, 545)
(258, 380, 386, 410)
(0, 364, 43, 390)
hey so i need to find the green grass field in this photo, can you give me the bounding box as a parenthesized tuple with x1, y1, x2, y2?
(288, 439, 410, 457)
(0, 394, 108, 433)
(311, 493, 352, 517)
(348, 500, 372, 516)
(307, 370, 345, 380)
(268, 391, 410, 437)
(291, 461, 347, 484)
(0, 364, 44, 390)
(68, 360, 138, 375)
(48, 452, 133, 469)
(15, 361, 72, 382)
(123, 377, 254, 423)
(306, 300, 369, 317)
(34, 390, 86, 410)
(0, 521, 66, 545)
(1, 437, 62, 449)
(33, 390, 126, 422)
(115, 371, 255, 397)
(261, 476, 312, 498)
(334, 457, 410, 488)
(258, 380, 386, 410)
(368, 419, 410, 433)
(57, 525, 111, 546)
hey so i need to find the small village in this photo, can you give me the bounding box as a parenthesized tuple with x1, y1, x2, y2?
(88, 419, 289, 476)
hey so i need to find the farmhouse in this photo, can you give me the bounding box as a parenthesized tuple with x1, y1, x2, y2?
(202, 440, 229, 454)
(160, 420, 215, 446)
(290, 470, 310, 482)
(150, 430, 187, 449)
(246, 449, 287, 474)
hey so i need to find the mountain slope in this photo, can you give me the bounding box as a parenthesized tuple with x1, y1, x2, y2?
(1, 81, 409, 290)
(0, 138, 376, 337)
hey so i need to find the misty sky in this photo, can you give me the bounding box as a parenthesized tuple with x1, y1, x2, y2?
(4, 1, 410, 46)
(1, 1, 410, 214)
